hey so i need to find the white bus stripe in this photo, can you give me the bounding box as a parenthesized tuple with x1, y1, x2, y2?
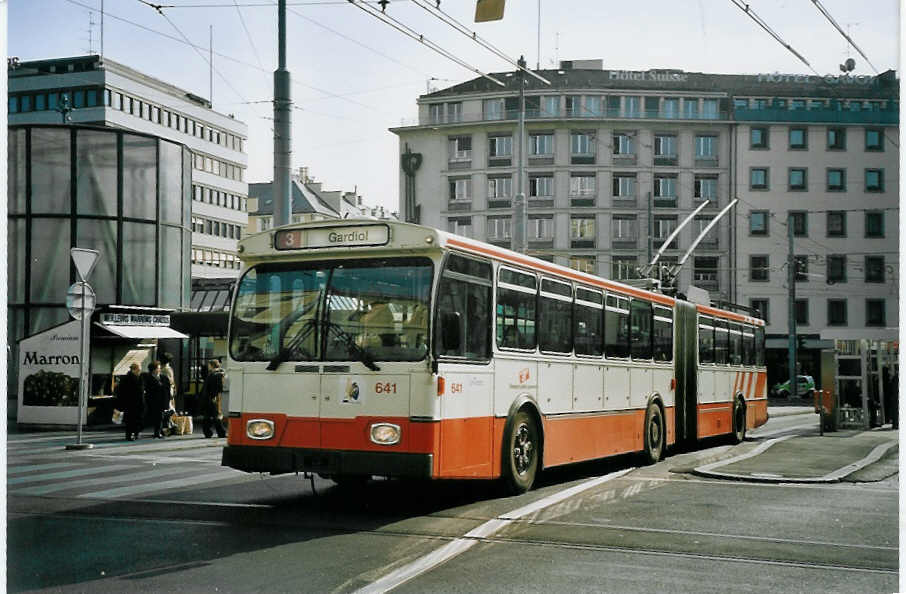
(78, 471, 238, 499)
(356, 468, 633, 594)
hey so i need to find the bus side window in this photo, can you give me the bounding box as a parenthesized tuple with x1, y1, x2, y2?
(742, 327, 755, 365)
(497, 268, 537, 350)
(574, 287, 604, 357)
(630, 299, 653, 360)
(653, 306, 673, 362)
(539, 279, 572, 354)
(698, 317, 715, 364)
(435, 255, 492, 360)
(714, 320, 729, 364)
(728, 323, 743, 365)
(755, 326, 765, 366)
(605, 294, 630, 358)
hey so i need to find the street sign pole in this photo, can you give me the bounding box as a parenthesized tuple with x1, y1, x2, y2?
(66, 248, 100, 451)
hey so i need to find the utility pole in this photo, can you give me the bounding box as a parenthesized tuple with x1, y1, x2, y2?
(788, 214, 798, 398)
(512, 55, 527, 253)
(646, 191, 653, 266)
(273, 0, 292, 228)
(209, 25, 213, 107)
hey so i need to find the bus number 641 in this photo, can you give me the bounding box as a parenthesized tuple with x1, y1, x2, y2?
(375, 382, 397, 394)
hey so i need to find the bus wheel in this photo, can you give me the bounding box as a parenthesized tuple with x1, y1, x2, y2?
(643, 403, 664, 465)
(732, 400, 746, 444)
(504, 410, 539, 494)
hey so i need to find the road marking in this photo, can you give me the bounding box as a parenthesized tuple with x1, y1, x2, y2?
(114, 498, 274, 509)
(7, 464, 134, 485)
(12, 468, 181, 496)
(8, 462, 77, 475)
(694, 435, 794, 474)
(356, 468, 634, 594)
(78, 470, 238, 499)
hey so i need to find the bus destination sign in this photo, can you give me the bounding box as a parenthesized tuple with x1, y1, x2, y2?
(274, 224, 390, 250)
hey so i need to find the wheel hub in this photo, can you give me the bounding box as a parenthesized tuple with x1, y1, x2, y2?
(513, 423, 534, 475)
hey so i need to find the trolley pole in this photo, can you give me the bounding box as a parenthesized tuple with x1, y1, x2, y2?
(512, 55, 527, 254)
(787, 214, 797, 399)
(273, 0, 292, 228)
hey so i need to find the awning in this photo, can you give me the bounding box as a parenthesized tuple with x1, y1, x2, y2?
(96, 323, 189, 339)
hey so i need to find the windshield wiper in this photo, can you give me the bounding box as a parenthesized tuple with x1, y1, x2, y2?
(324, 321, 380, 371)
(266, 318, 317, 371)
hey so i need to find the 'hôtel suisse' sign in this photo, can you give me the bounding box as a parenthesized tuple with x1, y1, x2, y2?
(275, 224, 390, 250)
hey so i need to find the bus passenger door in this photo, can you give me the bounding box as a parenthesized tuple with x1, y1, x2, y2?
(674, 301, 698, 445)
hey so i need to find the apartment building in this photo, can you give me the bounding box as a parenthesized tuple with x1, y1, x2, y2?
(391, 62, 898, 386)
(8, 54, 248, 278)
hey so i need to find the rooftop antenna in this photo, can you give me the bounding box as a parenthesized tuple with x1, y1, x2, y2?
(87, 11, 96, 54)
(100, 0, 104, 58)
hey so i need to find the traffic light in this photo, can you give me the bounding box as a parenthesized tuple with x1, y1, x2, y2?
(475, 0, 505, 22)
(797, 334, 807, 350)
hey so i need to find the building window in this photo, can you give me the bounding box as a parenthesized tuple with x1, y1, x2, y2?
(865, 169, 884, 192)
(529, 133, 554, 157)
(827, 299, 847, 326)
(749, 211, 768, 236)
(529, 175, 554, 199)
(827, 168, 845, 191)
(448, 136, 472, 162)
(570, 132, 595, 155)
(446, 102, 462, 122)
(789, 211, 807, 237)
(654, 176, 676, 198)
(733, 98, 748, 110)
(865, 211, 884, 238)
(428, 103, 443, 124)
(693, 257, 719, 290)
(449, 177, 472, 202)
(483, 98, 505, 120)
(488, 135, 512, 158)
(654, 216, 679, 249)
(694, 176, 718, 200)
(611, 215, 638, 243)
(750, 255, 769, 281)
(794, 255, 809, 282)
(612, 256, 638, 280)
(654, 134, 677, 158)
(866, 299, 886, 327)
(750, 298, 769, 323)
(795, 299, 809, 325)
(662, 98, 679, 118)
(695, 135, 717, 159)
(791, 99, 807, 111)
(570, 256, 596, 274)
(487, 216, 511, 240)
(529, 216, 553, 240)
(864, 256, 885, 283)
(613, 132, 635, 155)
(788, 168, 807, 191)
(827, 211, 846, 237)
(827, 255, 847, 283)
(487, 176, 512, 199)
(693, 216, 718, 248)
(752, 98, 768, 110)
(865, 128, 883, 151)
(571, 217, 596, 240)
(447, 217, 472, 238)
(789, 127, 807, 149)
(612, 174, 636, 198)
(624, 96, 641, 118)
(827, 127, 846, 150)
(583, 95, 602, 117)
(750, 168, 768, 190)
(541, 96, 559, 116)
(570, 174, 596, 197)
(702, 99, 719, 119)
(750, 127, 768, 149)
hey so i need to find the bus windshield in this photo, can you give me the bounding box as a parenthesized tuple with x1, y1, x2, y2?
(229, 257, 433, 364)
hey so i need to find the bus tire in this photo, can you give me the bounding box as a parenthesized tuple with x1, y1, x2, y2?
(503, 410, 539, 494)
(732, 399, 746, 444)
(642, 402, 664, 465)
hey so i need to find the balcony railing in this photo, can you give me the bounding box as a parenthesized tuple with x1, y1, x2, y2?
(734, 107, 898, 124)
(408, 107, 731, 127)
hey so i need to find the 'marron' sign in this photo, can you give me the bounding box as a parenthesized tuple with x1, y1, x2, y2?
(17, 320, 83, 425)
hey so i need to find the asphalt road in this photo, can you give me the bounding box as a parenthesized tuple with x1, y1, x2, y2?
(7, 413, 898, 593)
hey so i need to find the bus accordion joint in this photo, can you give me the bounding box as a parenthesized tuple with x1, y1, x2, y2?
(437, 376, 445, 396)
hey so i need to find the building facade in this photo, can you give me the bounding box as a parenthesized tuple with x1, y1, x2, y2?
(391, 62, 898, 387)
(8, 54, 248, 279)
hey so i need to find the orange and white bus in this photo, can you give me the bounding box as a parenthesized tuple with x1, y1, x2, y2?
(222, 219, 767, 492)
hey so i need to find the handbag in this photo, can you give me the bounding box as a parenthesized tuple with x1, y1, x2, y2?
(112, 409, 124, 424)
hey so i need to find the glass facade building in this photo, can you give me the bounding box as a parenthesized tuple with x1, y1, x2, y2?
(8, 124, 192, 393)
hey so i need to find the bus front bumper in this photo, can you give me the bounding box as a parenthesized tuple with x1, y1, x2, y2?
(222, 445, 434, 478)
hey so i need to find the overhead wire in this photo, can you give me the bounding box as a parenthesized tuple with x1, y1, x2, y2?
(233, 0, 265, 69)
(727, 0, 812, 70)
(345, 0, 506, 87)
(810, 0, 878, 73)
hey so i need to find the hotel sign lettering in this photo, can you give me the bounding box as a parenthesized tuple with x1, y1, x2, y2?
(756, 72, 876, 85)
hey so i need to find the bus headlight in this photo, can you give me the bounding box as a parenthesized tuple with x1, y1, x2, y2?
(246, 419, 275, 440)
(370, 422, 401, 445)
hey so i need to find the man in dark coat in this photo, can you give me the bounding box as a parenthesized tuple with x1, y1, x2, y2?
(201, 359, 227, 438)
(118, 363, 145, 441)
(144, 361, 172, 439)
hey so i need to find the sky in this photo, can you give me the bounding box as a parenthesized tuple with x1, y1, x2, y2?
(7, 0, 901, 212)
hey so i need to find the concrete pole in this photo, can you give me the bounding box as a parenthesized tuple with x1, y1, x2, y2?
(273, 0, 292, 228)
(788, 215, 797, 399)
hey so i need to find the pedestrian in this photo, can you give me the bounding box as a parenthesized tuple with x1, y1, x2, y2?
(160, 352, 176, 411)
(117, 363, 145, 441)
(144, 360, 172, 439)
(201, 359, 227, 438)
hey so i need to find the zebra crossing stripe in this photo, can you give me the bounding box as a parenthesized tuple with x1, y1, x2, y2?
(8, 462, 76, 475)
(13, 468, 184, 496)
(78, 471, 237, 499)
(8, 465, 134, 485)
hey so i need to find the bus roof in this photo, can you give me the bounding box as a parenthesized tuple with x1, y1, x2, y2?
(238, 219, 763, 327)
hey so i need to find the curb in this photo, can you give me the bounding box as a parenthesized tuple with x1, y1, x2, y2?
(766, 407, 815, 419)
(691, 436, 898, 483)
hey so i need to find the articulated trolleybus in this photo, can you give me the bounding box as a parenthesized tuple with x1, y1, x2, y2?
(223, 219, 767, 493)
